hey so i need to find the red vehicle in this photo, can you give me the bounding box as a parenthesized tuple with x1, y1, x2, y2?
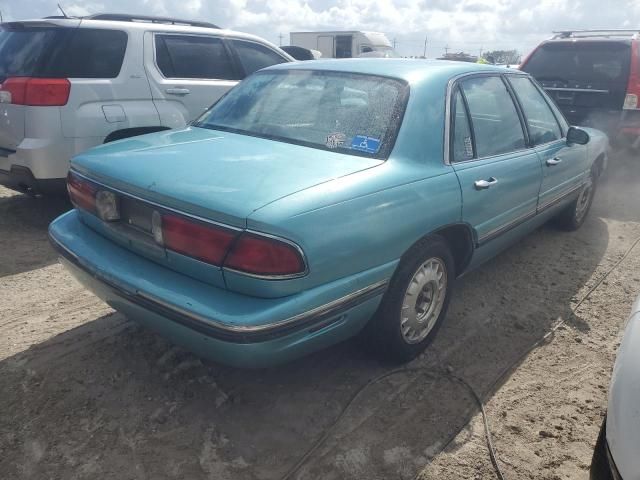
(520, 30, 640, 148)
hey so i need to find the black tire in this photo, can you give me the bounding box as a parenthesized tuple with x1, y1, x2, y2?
(361, 235, 455, 363)
(554, 170, 597, 231)
(589, 417, 613, 480)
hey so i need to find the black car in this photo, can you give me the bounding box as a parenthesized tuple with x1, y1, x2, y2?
(280, 45, 319, 61)
(520, 30, 640, 148)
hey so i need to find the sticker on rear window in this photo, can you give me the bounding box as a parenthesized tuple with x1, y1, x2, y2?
(326, 132, 347, 149)
(351, 135, 381, 154)
(464, 136, 473, 159)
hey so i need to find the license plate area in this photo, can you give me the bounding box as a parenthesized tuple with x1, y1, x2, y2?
(120, 196, 154, 235)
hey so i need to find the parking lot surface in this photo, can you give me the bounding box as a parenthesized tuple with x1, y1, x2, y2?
(1, 152, 639, 480)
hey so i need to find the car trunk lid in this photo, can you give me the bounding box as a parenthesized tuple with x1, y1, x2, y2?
(72, 126, 383, 226)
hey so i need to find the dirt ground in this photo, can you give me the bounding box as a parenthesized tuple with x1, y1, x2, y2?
(1, 151, 639, 480)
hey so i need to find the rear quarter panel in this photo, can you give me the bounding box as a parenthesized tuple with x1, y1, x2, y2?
(61, 28, 161, 139)
(231, 159, 462, 297)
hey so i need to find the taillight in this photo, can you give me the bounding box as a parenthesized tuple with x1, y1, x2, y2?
(160, 214, 237, 266)
(67, 171, 98, 213)
(65, 172, 307, 278)
(224, 233, 306, 276)
(0, 77, 70, 106)
(154, 212, 306, 276)
(624, 41, 640, 110)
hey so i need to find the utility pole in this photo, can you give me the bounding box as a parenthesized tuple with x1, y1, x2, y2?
(422, 35, 428, 58)
(278, 33, 283, 46)
(444, 44, 450, 55)
(393, 37, 397, 50)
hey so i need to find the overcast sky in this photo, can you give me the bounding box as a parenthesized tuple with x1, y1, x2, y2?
(3, 0, 640, 58)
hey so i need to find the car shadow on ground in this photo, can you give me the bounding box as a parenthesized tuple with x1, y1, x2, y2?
(0, 190, 71, 278)
(0, 208, 611, 479)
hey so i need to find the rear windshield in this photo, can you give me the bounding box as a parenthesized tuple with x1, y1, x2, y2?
(194, 70, 408, 159)
(522, 41, 631, 88)
(0, 25, 127, 81)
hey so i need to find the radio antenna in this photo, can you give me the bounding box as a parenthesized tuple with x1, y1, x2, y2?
(57, 3, 69, 18)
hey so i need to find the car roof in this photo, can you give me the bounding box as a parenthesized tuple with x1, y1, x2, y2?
(265, 59, 525, 85)
(542, 37, 634, 45)
(6, 17, 283, 46)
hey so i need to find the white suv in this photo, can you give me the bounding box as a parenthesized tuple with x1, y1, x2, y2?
(0, 14, 292, 194)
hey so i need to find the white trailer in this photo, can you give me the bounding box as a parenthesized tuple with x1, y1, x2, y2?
(289, 31, 396, 59)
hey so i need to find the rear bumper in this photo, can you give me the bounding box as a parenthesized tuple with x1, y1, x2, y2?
(0, 135, 101, 192)
(48, 210, 388, 367)
(0, 165, 66, 194)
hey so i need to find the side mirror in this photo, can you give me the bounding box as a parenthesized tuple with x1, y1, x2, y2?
(567, 126, 590, 145)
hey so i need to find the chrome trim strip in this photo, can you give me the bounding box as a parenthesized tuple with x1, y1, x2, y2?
(543, 87, 609, 93)
(477, 208, 537, 244)
(449, 147, 534, 166)
(50, 229, 387, 343)
(476, 183, 583, 245)
(70, 169, 310, 279)
(537, 183, 582, 212)
(139, 279, 388, 334)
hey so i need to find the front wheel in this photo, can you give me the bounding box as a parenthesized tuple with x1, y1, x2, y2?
(555, 171, 596, 231)
(362, 235, 455, 363)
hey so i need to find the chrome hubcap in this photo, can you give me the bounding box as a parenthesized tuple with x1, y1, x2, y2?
(575, 178, 593, 222)
(401, 257, 447, 344)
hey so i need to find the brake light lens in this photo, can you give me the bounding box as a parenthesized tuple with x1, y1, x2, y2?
(624, 41, 640, 110)
(0, 77, 70, 106)
(156, 213, 306, 276)
(161, 214, 237, 266)
(224, 232, 306, 276)
(67, 171, 98, 213)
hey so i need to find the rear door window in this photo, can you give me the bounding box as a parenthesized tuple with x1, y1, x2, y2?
(230, 39, 288, 76)
(460, 76, 526, 157)
(508, 76, 562, 145)
(155, 34, 239, 80)
(47, 29, 127, 78)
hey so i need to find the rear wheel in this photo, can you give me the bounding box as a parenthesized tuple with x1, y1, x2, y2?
(555, 171, 596, 231)
(362, 236, 455, 363)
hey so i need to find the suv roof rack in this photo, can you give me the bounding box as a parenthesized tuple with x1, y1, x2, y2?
(552, 29, 640, 39)
(84, 13, 219, 29)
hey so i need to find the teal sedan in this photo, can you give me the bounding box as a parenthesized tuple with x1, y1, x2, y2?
(49, 60, 608, 367)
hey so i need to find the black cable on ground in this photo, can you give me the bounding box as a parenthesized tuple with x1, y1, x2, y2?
(280, 234, 640, 480)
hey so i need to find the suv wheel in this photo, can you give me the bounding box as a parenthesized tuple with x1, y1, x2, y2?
(362, 235, 454, 363)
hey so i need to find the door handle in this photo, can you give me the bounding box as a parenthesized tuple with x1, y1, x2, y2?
(546, 157, 562, 166)
(166, 88, 191, 95)
(474, 177, 498, 190)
